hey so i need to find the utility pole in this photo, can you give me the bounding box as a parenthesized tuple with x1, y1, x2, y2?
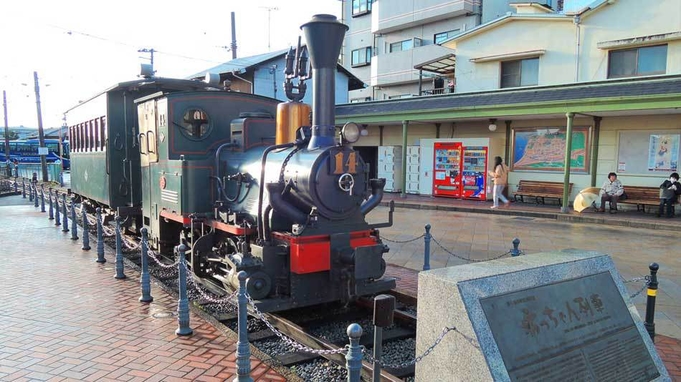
(260, 6, 279, 51)
(138, 48, 156, 73)
(33, 71, 48, 182)
(3, 90, 9, 163)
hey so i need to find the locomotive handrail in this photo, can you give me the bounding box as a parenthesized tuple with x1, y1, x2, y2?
(368, 200, 394, 229)
(257, 142, 295, 243)
(214, 142, 238, 202)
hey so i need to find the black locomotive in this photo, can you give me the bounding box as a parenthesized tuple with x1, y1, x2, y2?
(66, 15, 395, 312)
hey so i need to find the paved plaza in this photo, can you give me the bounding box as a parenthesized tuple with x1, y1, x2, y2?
(368, 201, 681, 340)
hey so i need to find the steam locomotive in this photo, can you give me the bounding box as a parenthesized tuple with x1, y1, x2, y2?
(66, 15, 395, 312)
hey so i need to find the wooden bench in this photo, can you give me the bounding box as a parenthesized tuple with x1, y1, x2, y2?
(619, 185, 679, 213)
(513, 180, 573, 205)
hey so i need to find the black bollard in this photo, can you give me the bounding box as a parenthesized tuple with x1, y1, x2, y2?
(61, 194, 69, 232)
(644, 263, 659, 342)
(70, 197, 78, 240)
(28, 181, 33, 202)
(95, 208, 106, 263)
(510, 238, 521, 257)
(81, 207, 91, 251)
(40, 186, 45, 212)
(139, 228, 153, 303)
(235, 271, 251, 380)
(13, 179, 17, 193)
(175, 244, 193, 336)
(423, 224, 431, 271)
(48, 188, 54, 220)
(373, 294, 396, 382)
(33, 182, 39, 208)
(21, 179, 26, 199)
(54, 192, 61, 226)
(114, 216, 126, 279)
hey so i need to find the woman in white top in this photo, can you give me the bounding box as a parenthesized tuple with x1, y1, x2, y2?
(488, 156, 510, 209)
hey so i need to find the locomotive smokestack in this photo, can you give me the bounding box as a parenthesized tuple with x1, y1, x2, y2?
(300, 14, 348, 150)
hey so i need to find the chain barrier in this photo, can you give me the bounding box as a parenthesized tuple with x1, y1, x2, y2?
(123, 236, 142, 251)
(179, 262, 239, 307)
(147, 248, 180, 269)
(382, 232, 522, 263)
(246, 293, 348, 356)
(363, 326, 479, 369)
(431, 236, 519, 263)
(380, 234, 425, 244)
(621, 275, 651, 299)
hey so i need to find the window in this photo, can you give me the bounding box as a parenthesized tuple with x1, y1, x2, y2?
(501, 58, 539, 88)
(352, 0, 371, 16)
(608, 45, 667, 78)
(434, 29, 460, 45)
(351, 47, 372, 67)
(390, 38, 422, 53)
(179, 109, 211, 139)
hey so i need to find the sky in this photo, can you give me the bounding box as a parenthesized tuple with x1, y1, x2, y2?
(0, 0, 342, 129)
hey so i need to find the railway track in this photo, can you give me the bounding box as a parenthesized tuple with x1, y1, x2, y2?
(72, 207, 422, 381)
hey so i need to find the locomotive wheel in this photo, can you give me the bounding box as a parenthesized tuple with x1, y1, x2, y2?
(246, 271, 272, 300)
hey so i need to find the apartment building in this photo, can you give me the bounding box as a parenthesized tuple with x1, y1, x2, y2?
(336, 0, 681, 202)
(340, 0, 564, 102)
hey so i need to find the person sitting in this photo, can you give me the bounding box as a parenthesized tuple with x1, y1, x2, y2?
(657, 173, 681, 218)
(599, 172, 623, 214)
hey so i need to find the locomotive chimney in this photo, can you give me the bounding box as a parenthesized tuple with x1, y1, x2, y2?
(300, 14, 348, 150)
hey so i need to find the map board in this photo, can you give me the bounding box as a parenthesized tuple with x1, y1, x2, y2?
(511, 126, 590, 172)
(617, 130, 680, 174)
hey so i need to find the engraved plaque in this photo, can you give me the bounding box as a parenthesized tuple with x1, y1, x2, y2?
(480, 272, 660, 381)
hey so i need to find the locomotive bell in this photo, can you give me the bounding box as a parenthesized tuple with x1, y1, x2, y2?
(300, 14, 348, 150)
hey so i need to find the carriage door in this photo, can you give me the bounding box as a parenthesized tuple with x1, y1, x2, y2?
(138, 99, 160, 242)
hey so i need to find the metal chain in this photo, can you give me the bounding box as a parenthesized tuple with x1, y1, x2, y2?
(381, 233, 425, 244)
(180, 262, 239, 305)
(622, 275, 651, 299)
(123, 236, 141, 251)
(246, 293, 348, 355)
(363, 326, 479, 369)
(431, 236, 515, 263)
(147, 248, 179, 269)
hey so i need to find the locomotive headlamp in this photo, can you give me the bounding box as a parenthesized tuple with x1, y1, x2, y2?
(341, 122, 361, 143)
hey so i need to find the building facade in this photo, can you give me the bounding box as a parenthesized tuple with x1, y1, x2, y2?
(340, 0, 560, 102)
(336, 0, 681, 207)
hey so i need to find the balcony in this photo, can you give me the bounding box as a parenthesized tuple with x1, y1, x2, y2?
(372, 0, 477, 34)
(371, 44, 455, 87)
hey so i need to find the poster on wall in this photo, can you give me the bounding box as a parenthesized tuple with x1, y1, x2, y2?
(511, 127, 590, 172)
(648, 134, 679, 172)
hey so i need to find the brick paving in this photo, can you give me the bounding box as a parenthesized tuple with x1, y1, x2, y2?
(0, 196, 288, 382)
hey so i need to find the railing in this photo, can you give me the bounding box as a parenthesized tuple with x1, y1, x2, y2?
(420, 87, 455, 96)
(14, 163, 64, 183)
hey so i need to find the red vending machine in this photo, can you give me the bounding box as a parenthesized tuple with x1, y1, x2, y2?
(432, 142, 463, 198)
(461, 146, 488, 200)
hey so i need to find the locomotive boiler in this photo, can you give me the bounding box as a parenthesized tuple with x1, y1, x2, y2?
(134, 14, 395, 311)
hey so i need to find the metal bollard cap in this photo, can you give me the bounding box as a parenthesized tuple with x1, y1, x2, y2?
(238, 271, 248, 281)
(141, 227, 148, 235)
(347, 323, 363, 338)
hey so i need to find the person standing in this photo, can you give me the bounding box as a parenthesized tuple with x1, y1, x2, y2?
(599, 172, 624, 213)
(488, 156, 510, 209)
(657, 172, 681, 218)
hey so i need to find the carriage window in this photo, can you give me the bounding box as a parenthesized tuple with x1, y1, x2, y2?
(179, 108, 210, 139)
(101, 116, 107, 151)
(93, 119, 99, 151)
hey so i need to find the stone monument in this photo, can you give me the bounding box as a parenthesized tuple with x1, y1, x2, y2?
(415, 250, 670, 381)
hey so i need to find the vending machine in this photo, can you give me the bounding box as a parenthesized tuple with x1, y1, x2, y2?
(461, 146, 488, 200)
(432, 142, 463, 198)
